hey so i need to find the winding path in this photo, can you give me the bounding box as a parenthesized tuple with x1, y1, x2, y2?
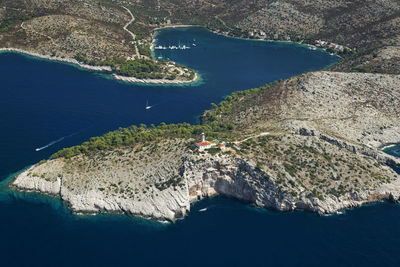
(122, 6, 138, 57)
(21, 21, 56, 45)
(122, 6, 136, 40)
(236, 132, 270, 144)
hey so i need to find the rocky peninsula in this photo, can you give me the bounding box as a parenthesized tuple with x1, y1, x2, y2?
(3, 0, 400, 222)
(0, 48, 112, 71)
(12, 71, 400, 222)
(0, 1, 197, 84)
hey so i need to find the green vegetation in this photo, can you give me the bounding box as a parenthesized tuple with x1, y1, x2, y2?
(0, 19, 15, 32)
(74, 54, 170, 79)
(73, 53, 197, 80)
(0, 16, 31, 32)
(51, 122, 235, 159)
(207, 147, 220, 155)
(128, 17, 154, 41)
(283, 163, 297, 177)
(202, 82, 273, 124)
(116, 58, 163, 79)
(309, 189, 325, 200)
(351, 67, 371, 73)
(74, 53, 96, 65)
(49, 82, 272, 163)
(205, 17, 230, 33)
(138, 44, 152, 57)
(155, 175, 184, 191)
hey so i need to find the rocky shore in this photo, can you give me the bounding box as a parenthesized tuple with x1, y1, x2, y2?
(112, 73, 199, 85)
(0, 48, 199, 85)
(11, 71, 400, 222)
(11, 145, 400, 222)
(0, 48, 112, 72)
(2, 0, 400, 223)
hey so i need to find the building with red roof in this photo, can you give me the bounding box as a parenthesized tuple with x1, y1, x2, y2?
(195, 133, 213, 151)
(195, 141, 212, 151)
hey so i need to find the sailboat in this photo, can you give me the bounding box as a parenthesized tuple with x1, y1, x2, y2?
(145, 100, 152, 110)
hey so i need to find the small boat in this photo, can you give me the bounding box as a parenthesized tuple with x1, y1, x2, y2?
(145, 100, 152, 110)
(199, 208, 207, 212)
(192, 43, 196, 47)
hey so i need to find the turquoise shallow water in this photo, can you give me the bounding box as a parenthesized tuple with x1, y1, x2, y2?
(2, 27, 400, 266)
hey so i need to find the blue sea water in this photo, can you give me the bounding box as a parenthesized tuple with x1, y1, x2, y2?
(385, 145, 400, 174)
(385, 145, 400, 159)
(1, 27, 399, 266)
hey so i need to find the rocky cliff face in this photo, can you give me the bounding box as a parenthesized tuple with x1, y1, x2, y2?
(12, 144, 400, 222)
(12, 150, 191, 222)
(10, 70, 400, 222)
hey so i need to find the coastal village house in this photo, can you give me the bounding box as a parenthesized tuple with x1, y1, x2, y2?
(217, 143, 226, 151)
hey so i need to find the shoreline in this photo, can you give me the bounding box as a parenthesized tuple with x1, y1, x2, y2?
(6, 172, 394, 221)
(0, 47, 200, 85)
(150, 25, 201, 56)
(112, 72, 199, 85)
(151, 24, 342, 60)
(7, 175, 400, 223)
(0, 48, 112, 72)
(210, 29, 343, 59)
(381, 143, 400, 150)
(152, 24, 201, 32)
(1, 28, 339, 86)
(9, 148, 400, 223)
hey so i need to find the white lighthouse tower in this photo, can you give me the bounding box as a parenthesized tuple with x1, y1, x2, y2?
(195, 132, 212, 151)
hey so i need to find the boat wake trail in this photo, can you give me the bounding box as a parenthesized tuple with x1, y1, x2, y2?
(35, 137, 65, 151)
(35, 129, 86, 152)
(145, 100, 161, 110)
(145, 103, 159, 110)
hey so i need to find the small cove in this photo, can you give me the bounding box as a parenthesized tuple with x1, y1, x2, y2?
(384, 145, 400, 173)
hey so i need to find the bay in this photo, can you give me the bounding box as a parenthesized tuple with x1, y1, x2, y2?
(3, 27, 397, 267)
